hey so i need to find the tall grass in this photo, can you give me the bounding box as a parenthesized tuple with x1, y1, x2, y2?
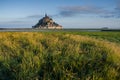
(57, 31, 120, 43)
(0, 32, 120, 80)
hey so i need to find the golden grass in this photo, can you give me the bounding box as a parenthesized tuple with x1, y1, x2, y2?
(0, 32, 120, 80)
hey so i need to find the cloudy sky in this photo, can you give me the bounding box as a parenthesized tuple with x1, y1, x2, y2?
(0, 0, 120, 28)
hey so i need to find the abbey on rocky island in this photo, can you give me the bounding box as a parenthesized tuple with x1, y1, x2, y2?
(32, 14, 62, 29)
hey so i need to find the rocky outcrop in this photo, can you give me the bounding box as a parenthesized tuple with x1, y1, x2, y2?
(32, 14, 62, 29)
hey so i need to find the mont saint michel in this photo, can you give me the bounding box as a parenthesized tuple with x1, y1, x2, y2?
(32, 14, 62, 29)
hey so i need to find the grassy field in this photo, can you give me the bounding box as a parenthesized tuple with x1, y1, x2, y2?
(0, 32, 120, 80)
(44, 31, 120, 43)
(67, 31, 120, 44)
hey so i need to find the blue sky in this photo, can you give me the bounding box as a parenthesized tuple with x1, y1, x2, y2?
(0, 0, 120, 28)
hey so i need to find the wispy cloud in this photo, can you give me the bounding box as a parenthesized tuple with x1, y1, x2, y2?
(26, 14, 58, 19)
(58, 4, 120, 18)
(114, 2, 120, 18)
(0, 13, 58, 28)
(0, 20, 34, 28)
(101, 1, 120, 18)
(59, 6, 109, 17)
(26, 15, 42, 19)
(0, 16, 36, 28)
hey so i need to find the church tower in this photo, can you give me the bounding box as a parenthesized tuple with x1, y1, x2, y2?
(45, 13, 48, 17)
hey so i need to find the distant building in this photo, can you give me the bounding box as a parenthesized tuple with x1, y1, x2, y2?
(101, 27, 109, 29)
(32, 14, 62, 29)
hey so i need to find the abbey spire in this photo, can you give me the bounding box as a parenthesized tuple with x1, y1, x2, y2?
(45, 13, 48, 17)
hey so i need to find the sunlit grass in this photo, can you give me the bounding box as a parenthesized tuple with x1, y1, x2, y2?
(0, 32, 120, 80)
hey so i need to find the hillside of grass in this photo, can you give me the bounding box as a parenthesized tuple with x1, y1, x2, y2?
(69, 31, 120, 44)
(0, 32, 120, 80)
(44, 31, 120, 44)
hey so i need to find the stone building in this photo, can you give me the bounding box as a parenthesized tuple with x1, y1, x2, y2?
(32, 14, 62, 29)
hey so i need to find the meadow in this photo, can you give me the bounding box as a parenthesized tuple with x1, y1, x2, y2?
(0, 31, 120, 80)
